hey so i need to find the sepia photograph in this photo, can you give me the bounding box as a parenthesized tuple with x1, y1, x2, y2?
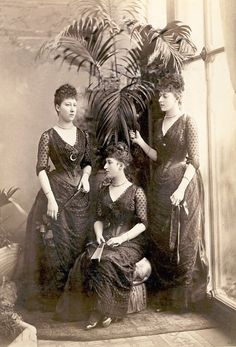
(0, 0, 235, 346)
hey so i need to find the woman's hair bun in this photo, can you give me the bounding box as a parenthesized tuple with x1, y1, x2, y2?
(105, 142, 132, 166)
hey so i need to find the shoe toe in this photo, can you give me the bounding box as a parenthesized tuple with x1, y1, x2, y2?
(85, 321, 98, 330)
(102, 316, 112, 327)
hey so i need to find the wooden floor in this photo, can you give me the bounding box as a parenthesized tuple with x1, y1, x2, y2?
(38, 327, 236, 346)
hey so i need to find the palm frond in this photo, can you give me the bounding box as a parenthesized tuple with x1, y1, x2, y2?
(147, 21, 197, 72)
(125, 81, 154, 109)
(128, 21, 157, 45)
(89, 80, 154, 147)
(7, 199, 27, 217)
(0, 187, 27, 216)
(127, 20, 196, 74)
(70, 0, 146, 32)
(0, 187, 19, 208)
(149, 36, 184, 73)
(120, 48, 141, 78)
(125, 22, 162, 77)
(118, 22, 157, 79)
(38, 18, 119, 78)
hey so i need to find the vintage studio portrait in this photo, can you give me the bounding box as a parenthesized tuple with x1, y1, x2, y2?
(0, 0, 236, 346)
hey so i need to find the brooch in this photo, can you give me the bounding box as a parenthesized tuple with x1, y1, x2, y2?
(70, 153, 77, 161)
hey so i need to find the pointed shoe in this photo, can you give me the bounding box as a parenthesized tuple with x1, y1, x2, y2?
(102, 316, 112, 328)
(85, 320, 98, 330)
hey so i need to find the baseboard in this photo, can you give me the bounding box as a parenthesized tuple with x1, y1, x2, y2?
(209, 295, 236, 339)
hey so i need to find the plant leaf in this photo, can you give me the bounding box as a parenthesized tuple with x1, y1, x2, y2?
(70, 0, 146, 33)
(0, 187, 19, 208)
(0, 187, 27, 216)
(37, 18, 119, 79)
(89, 80, 154, 147)
(147, 21, 197, 72)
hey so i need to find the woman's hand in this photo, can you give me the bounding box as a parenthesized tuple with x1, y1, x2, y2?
(107, 235, 125, 247)
(47, 197, 59, 220)
(95, 229, 105, 245)
(129, 130, 143, 146)
(170, 187, 185, 206)
(78, 174, 90, 193)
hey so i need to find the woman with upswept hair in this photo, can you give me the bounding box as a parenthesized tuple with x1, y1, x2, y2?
(55, 142, 148, 328)
(130, 73, 208, 312)
(21, 84, 92, 311)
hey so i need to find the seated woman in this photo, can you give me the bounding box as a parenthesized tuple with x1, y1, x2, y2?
(55, 142, 148, 329)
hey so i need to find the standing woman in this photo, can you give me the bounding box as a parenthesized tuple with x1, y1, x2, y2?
(21, 84, 92, 310)
(130, 73, 208, 312)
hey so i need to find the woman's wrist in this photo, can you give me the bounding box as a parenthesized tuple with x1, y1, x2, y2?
(95, 229, 103, 238)
(137, 137, 145, 149)
(178, 179, 188, 191)
(183, 176, 191, 184)
(45, 190, 54, 200)
(82, 172, 90, 179)
(120, 232, 130, 243)
(140, 140, 154, 158)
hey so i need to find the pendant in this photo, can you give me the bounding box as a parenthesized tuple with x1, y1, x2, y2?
(70, 153, 77, 161)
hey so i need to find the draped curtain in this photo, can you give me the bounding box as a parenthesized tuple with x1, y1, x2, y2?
(219, 0, 236, 94)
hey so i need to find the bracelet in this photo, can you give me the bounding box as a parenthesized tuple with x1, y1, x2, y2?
(183, 176, 190, 182)
(45, 190, 52, 195)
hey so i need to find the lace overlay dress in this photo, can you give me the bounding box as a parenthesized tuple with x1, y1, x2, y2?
(148, 114, 208, 309)
(55, 184, 147, 321)
(21, 127, 91, 310)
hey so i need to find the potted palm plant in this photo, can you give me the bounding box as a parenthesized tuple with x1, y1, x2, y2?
(0, 187, 30, 346)
(37, 0, 196, 160)
(0, 187, 27, 281)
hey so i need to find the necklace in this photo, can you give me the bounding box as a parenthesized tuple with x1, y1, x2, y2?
(111, 180, 128, 187)
(57, 123, 75, 130)
(164, 114, 181, 119)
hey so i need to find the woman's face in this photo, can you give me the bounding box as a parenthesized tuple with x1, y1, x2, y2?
(104, 157, 123, 179)
(56, 97, 77, 122)
(158, 91, 179, 112)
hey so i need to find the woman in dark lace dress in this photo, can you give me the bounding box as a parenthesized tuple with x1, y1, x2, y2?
(55, 143, 147, 328)
(21, 84, 92, 310)
(130, 73, 208, 312)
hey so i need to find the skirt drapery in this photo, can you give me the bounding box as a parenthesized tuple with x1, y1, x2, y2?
(21, 173, 91, 310)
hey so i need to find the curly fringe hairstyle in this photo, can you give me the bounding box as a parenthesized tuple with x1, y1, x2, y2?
(105, 142, 132, 167)
(158, 73, 185, 102)
(54, 84, 78, 107)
